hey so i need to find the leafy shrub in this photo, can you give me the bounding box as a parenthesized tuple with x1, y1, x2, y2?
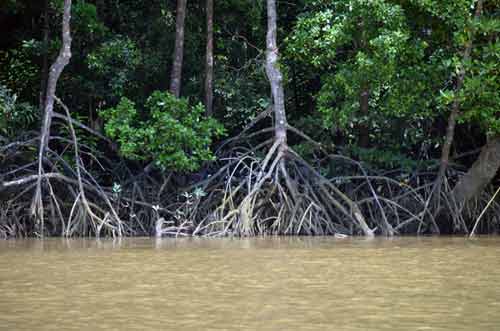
(100, 91, 225, 172)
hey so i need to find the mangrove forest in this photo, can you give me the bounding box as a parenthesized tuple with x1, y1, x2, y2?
(0, 0, 499, 238)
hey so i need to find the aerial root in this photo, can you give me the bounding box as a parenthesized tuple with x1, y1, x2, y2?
(187, 130, 436, 237)
(2, 120, 495, 237)
(1, 98, 126, 237)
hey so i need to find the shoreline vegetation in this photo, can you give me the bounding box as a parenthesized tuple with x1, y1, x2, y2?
(1, 0, 499, 238)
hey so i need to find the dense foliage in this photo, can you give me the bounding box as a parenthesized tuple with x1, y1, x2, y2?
(0, 0, 498, 167)
(0, 84, 37, 137)
(101, 91, 224, 171)
(0, 0, 499, 237)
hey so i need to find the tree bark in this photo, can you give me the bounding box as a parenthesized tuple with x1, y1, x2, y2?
(38, 0, 72, 154)
(39, 0, 50, 113)
(434, 0, 483, 190)
(169, 0, 187, 98)
(265, 0, 287, 145)
(33, 0, 72, 222)
(204, 0, 214, 116)
(451, 136, 500, 211)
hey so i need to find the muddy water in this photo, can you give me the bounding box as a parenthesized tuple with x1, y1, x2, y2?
(1, 237, 500, 330)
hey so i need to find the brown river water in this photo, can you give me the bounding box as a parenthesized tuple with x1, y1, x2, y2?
(1, 237, 500, 330)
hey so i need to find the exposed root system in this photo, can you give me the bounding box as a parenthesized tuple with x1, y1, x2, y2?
(2, 126, 499, 238)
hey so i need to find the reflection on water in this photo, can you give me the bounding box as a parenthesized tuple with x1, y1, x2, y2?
(1, 237, 500, 330)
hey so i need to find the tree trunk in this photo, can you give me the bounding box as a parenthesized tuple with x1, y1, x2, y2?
(451, 136, 500, 211)
(32, 0, 72, 223)
(38, 0, 72, 153)
(169, 0, 187, 98)
(265, 0, 287, 145)
(434, 0, 483, 190)
(39, 0, 50, 113)
(204, 0, 214, 116)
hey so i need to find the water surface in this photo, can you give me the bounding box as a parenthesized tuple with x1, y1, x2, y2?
(1, 237, 499, 330)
